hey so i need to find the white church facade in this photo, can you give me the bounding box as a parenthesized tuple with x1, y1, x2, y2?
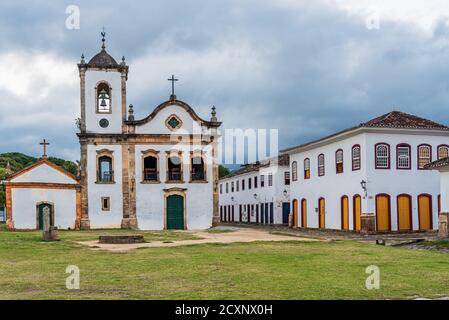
(5, 34, 221, 231)
(283, 111, 449, 233)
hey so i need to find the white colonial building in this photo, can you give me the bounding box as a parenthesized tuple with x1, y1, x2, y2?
(219, 155, 290, 225)
(76, 35, 221, 230)
(282, 111, 449, 233)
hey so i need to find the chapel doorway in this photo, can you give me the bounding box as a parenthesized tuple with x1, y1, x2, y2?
(37, 202, 54, 230)
(166, 194, 185, 230)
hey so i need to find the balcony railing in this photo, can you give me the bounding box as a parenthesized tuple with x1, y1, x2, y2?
(143, 168, 158, 182)
(191, 171, 205, 181)
(98, 170, 114, 183)
(167, 169, 182, 181)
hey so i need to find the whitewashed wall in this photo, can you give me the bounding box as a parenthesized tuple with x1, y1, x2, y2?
(135, 144, 214, 230)
(85, 70, 123, 134)
(87, 144, 123, 228)
(11, 188, 77, 230)
(289, 130, 449, 231)
(13, 164, 75, 184)
(219, 164, 290, 224)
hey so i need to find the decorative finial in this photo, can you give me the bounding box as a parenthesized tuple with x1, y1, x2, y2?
(121, 56, 126, 65)
(211, 106, 217, 122)
(80, 54, 85, 64)
(128, 104, 135, 121)
(101, 28, 106, 50)
(168, 75, 179, 100)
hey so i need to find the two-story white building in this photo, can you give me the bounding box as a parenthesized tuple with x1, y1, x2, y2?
(219, 155, 290, 225)
(282, 111, 449, 233)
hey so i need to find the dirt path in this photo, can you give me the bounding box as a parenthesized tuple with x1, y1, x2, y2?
(77, 227, 317, 252)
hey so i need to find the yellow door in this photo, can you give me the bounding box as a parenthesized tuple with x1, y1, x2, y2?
(376, 195, 390, 232)
(301, 199, 307, 228)
(341, 196, 349, 230)
(353, 195, 361, 231)
(292, 199, 298, 227)
(397, 195, 412, 231)
(418, 195, 432, 231)
(319, 198, 325, 229)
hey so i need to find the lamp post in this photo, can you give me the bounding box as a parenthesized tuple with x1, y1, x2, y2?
(360, 180, 367, 197)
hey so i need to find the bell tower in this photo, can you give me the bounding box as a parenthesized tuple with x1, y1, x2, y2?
(77, 31, 129, 134)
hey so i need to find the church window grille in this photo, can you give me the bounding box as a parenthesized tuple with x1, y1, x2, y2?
(375, 143, 390, 169)
(318, 154, 325, 176)
(336, 149, 344, 174)
(418, 144, 432, 169)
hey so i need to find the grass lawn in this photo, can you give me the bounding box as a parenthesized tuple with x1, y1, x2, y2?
(0, 229, 449, 300)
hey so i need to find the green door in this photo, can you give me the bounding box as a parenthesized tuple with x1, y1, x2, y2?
(38, 203, 53, 230)
(167, 195, 184, 230)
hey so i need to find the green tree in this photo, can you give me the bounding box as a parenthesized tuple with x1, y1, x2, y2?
(219, 165, 230, 178)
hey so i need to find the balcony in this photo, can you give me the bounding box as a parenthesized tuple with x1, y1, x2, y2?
(143, 168, 158, 182)
(97, 171, 114, 183)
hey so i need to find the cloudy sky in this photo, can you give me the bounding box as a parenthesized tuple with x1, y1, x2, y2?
(1, 0, 449, 164)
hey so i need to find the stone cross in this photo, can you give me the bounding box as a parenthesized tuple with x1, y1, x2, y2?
(40, 139, 50, 159)
(167, 75, 179, 99)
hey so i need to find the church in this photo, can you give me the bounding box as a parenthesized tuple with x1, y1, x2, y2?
(5, 34, 221, 231)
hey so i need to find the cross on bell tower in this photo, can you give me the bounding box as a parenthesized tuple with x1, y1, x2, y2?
(168, 75, 179, 100)
(40, 139, 50, 159)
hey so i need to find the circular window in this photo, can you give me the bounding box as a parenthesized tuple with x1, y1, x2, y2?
(99, 118, 109, 128)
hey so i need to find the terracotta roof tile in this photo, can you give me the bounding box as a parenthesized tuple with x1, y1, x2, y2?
(88, 49, 119, 68)
(361, 111, 449, 130)
(424, 157, 449, 170)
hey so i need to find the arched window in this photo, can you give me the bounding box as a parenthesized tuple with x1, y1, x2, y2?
(375, 143, 390, 169)
(352, 145, 361, 171)
(142, 149, 159, 182)
(96, 82, 111, 113)
(98, 155, 113, 182)
(191, 154, 206, 181)
(167, 151, 183, 182)
(438, 145, 449, 160)
(318, 154, 325, 176)
(335, 149, 343, 174)
(396, 143, 411, 169)
(304, 158, 310, 179)
(231, 181, 234, 192)
(418, 144, 432, 169)
(292, 161, 298, 181)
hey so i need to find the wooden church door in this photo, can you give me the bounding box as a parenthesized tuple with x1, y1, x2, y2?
(167, 195, 184, 230)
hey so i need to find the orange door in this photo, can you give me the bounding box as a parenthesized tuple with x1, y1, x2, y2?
(301, 199, 307, 228)
(353, 195, 361, 231)
(376, 194, 390, 232)
(318, 198, 325, 229)
(292, 199, 298, 227)
(397, 195, 412, 231)
(418, 194, 433, 231)
(341, 196, 349, 231)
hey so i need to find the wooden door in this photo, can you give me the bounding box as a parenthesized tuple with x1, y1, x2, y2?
(318, 198, 325, 229)
(397, 194, 412, 231)
(292, 199, 298, 227)
(418, 194, 433, 231)
(301, 199, 307, 228)
(341, 196, 349, 230)
(353, 195, 361, 231)
(376, 194, 390, 232)
(167, 195, 184, 230)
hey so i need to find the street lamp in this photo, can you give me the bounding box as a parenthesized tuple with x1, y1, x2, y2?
(360, 180, 367, 196)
